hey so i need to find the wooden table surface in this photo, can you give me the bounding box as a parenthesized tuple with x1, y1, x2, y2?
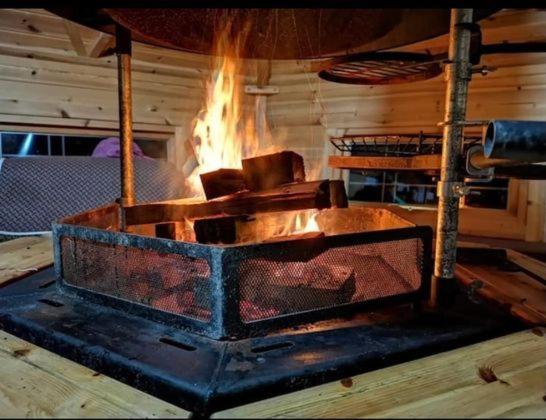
(1, 236, 545, 418)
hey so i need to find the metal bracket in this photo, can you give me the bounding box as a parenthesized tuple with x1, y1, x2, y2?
(244, 85, 279, 95)
(465, 144, 495, 180)
(437, 181, 470, 198)
(437, 120, 489, 127)
(472, 65, 496, 76)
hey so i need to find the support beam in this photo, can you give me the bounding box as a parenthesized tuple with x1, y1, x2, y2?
(432, 9, 474, 307)
(63, 19, 87, 57)
(89, 33, 115, 58)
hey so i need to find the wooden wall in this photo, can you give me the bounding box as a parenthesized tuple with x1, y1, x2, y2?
(0, 8, 209, 139)
(266, 9, 546, 242)
(0, 8, 545, 241)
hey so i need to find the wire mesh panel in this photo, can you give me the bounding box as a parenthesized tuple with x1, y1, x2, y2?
(238, 237, 423, 322)
(60, 236, 212, 321)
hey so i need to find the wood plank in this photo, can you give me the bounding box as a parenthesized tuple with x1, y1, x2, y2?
(125, 180, 333, 226)
(0, 123, 169, 140)
(213, 329, 546, 418)
(455, 262, 546, 325)
(0, 330, 189, 418)
(507, 249, 546, 278)
(0, 113, 176, 134)
(329, 154, 442, 171)
(63, 20, 87, 57)
(88, 33, 115, 58)
(0, 236, 53, 287)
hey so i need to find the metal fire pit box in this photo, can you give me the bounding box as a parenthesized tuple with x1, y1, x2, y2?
(0, 203, 520, 416)
(52, 204, 432, 340)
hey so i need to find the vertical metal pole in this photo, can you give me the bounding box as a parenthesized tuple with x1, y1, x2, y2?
(432, 9, 474, 306)
(116, 24, 135, 217)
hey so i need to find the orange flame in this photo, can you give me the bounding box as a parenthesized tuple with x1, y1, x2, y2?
(186, 23, 259, 197)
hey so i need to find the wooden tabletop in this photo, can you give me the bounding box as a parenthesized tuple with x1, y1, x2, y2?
(214, 329, 546, 418)
(1, 236, 545, 418)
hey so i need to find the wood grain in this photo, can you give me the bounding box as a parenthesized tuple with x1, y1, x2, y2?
(213, 329, 546, 418)
(0, 330, 189, 418)
(329, 154, 442, 171)
(455, 262, 546, 325)
(0, 236, 53, 287)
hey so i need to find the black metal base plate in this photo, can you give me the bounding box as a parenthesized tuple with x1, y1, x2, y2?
(0, 268, 521, 416)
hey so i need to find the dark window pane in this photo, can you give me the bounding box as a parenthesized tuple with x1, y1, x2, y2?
(64, 136, 102, 156)
(135, 139, 166, 159)
(465, 179, 509, 209)
(24, 134, 48, 156)
(1, 133, 27, 155)
(50, 136, 63, 155)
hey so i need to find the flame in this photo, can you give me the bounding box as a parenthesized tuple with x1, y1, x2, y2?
(182, 21, 324, 240)
(185, 22, 259, 197)
(287, 210, 320, 234)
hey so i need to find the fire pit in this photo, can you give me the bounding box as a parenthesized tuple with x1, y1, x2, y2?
(54, 203, 431, 340)
(0, 194, 518, 416)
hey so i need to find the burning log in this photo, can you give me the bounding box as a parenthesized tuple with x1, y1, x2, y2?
(329, 179, 348, 208)
(193, 215, 246, 244)
(199, 168, 247, 200)
(125, 180, 332, 226)
(193, 213, 325, 245)
(155, 222, 180, 240)
(242, 151, 305, 191)
(240, 262, 356, 317)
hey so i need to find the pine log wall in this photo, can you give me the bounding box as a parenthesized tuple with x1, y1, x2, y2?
(0, 8, 544, 241)
(266, 9, 546, 242)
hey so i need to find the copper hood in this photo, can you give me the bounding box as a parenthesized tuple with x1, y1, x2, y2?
(49, 8, 497, 59)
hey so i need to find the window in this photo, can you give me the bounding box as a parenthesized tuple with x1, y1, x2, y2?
(349, 169, 509, 209)
(337, 134, 510, 210)
(0, 132, 167, 160)
(349, 170, 439, 206)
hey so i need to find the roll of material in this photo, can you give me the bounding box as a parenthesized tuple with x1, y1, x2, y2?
(0, 156, 185, 234)
(483, 120, 546, 162)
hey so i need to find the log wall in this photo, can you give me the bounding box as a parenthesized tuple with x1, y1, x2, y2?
(0, 8, 544, 241)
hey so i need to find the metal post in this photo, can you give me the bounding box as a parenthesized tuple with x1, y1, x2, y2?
(116, 24, 135, 215)
(432, 9, 474, 307)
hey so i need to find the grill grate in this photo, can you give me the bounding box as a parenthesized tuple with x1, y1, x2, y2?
(330, 133, 482, 156)
(318, 52, 443, 85)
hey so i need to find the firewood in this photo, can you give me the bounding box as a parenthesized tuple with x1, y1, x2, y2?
(328, 180, 348, 208)
(199, 168, 247, 200)
(192, 214, 325, 245)
(262, 231, 324, 243)
(155, 222, 179, 240)
(242, 151, 305, 191)
(125, 180, 332, 226)
(193, 215, 247, 244)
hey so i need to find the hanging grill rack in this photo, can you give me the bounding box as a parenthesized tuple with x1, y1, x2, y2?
(329, 132, 482, 157)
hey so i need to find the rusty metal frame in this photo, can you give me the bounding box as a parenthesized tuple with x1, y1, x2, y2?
(433, 9, 474, 306)
(52, 208, 432, 340)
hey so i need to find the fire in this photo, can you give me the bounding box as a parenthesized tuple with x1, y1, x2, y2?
(296, 211, 320, 234)
(186, 23, 258, 197)
(183, 22, 324, 241)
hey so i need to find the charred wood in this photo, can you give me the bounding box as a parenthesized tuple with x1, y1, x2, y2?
(199, 168, 247, 199)
(242, 151, 305, 191)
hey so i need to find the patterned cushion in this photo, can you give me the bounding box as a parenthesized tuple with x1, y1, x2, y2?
(0, 156, 185, 233)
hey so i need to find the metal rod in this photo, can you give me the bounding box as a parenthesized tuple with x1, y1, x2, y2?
(432, 9, 474, 307)
(116, 24, 135, 212)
